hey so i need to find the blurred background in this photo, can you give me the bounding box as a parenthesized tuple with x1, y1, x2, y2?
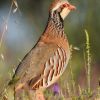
(0, 0, 100, 97)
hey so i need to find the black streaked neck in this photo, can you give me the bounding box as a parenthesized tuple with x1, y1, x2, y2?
(51, 11, 64, 31)
(43, 11, 65, 38)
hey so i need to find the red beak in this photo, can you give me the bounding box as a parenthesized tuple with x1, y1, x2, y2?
(64, 3, 76, 11)
(68, 4, 76, 10)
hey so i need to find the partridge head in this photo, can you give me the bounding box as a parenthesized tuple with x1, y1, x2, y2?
(50, 0, 76, 19)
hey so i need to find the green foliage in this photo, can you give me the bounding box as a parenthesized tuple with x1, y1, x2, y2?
(85, 30, 91, 94)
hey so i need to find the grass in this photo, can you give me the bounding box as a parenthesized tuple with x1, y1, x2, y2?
(85, 29, 91, 94)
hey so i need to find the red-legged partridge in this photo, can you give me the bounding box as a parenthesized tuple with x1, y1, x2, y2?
(9, 0, 76, 99)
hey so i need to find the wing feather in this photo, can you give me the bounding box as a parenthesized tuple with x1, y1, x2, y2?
(13, 43, 59, 85)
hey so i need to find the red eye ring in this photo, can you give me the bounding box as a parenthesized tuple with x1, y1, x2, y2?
(62, 3, 70, 8)
(60, 3, 67, 9)
(62, 3, 76, 10)
(62, 4, 67, 7)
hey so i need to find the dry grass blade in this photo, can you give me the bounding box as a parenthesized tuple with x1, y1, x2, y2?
(1, 54, 5, 60)
(13, 0, 18, 8)
(0, 0, 19, 49)
(13, 0, 18, 13)
(0, 1, 13, 49)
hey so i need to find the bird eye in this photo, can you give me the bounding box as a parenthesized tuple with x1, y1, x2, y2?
(62, 3, 70, 8)
(62, 4, 66, 7)
(56, 3, 69, 13)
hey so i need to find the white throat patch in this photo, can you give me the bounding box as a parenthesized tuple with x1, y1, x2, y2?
(60, 8, 70, 19)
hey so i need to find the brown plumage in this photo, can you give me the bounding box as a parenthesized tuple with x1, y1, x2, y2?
(9, 0, 76, 99)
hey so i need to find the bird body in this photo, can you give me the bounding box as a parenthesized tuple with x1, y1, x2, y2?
(7, 0, 76, 99)
(14, 14, 70, 91)
(14, 7, 70, 90)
